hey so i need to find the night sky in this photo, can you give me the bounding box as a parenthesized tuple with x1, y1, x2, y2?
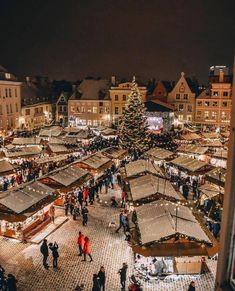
(0, 0, 234, 83)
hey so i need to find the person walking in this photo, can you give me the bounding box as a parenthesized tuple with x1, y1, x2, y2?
(48, 205, 55, 223)
(64, 199, 69, 216)
(82, 237, 93, 262)
(117, 173, 122, 187)
(6, 273, 17, 291)
(92, 274, 100, 291)
(77, 231, 85, 256)
(118, 263, 128, 290)
(49, 242, 59, 269)
(82, 206, 89, 226)
(188, 281, 196, 291)
(40, 239, 49, 269)
(98, 266, 105, 291)
(116, 211, 127, 233)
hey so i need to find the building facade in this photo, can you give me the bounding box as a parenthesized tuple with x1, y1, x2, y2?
(167, 72, 197, 122)
(150, 81, 172, 103)
(195, 69, 232, 127)
(56, 92, 69, 126)
(0, 66, 21, 133)
(68, 79, 111, 128)
(109, 81, 147, 124)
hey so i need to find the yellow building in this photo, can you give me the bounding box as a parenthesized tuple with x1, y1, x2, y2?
(0, 66, 21, 133)
(68, 79, 111, 127)
(109, 81, 147, 123)
(167, 72, 197, 122)
(195, 70, 232, 127)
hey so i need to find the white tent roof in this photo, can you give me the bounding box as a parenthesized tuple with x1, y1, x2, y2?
(129, 174, 181, 201)
(125, 159, 163, 178)
(136, 200, 211, 244)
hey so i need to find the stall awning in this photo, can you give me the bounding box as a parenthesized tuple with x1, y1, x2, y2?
(39, 126, 63, 137)
(199, 183, 224, 199)
(200, 140, 223, 147)
(4, 146, 42, 158)
(135, 200, 211, 245)
(177, 145, 208, 155)
(170, 156, 207, 172)
(48, 137, 78, 145)
(48, 144, 69, 153)
(145, 147, 174, 160)
(125, 159, 163, 178)
(0, 181, 54, 214)
(81, 153, 111, 169)
(212, 149, 228, 159)
(201, 132, 220, 139)
(12, 137, 42, 145)
(0, 160, 14, 174)
(129, 174, 182, 201)
(34, 154, 69, 164)
(48, 165, 88, 186)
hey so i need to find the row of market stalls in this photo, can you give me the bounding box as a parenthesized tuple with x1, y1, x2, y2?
(0, 148, 127, 241)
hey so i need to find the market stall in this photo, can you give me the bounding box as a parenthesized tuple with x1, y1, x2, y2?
(39, 126, 63, 137)
(205, 167, 226, 187)
(4, 145, 42, 159)
(169, 156, 209, 174)
(177, 145, 208, 156)
(12, 137, 42, 146)
(102, 147, 127, 166)
(181, 133, 201, 142)
(125, 159, 164, 179)
(0, 160, 15, 176)
(128, 174, 183, 203)
(0, 181, 58, 240)
(144, 147, 174, 161)
(130, 200, 215, 257)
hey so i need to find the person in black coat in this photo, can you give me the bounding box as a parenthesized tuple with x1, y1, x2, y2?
(40, 239, 49, 268)
(188, 281, 196, 291)
(97, 266, 105, 291)
(49, 242, 59, 269)
(6, 274, 17, 291)
(118, 263, 128, 290)
(82, 206, 89, 226)
(92, 274, 100, 291)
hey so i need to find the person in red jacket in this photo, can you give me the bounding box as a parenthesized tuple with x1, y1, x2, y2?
(77, 231, 85, 256)
(82, 237, 93, 262)
(83, 187, 89, 206)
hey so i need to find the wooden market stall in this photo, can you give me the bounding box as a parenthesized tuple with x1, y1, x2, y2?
(0, 181, 58, 240)
(102, 147, 127, 166)
(128, 174, 183, 203)
(4, 145, 42, 159)
(39, 126, 63, 137)
(169, 156, 210, 174)
(205, 167, 226, 187)
(12, 137, 42, 146)
(129, 200, 216, 258)
(177, 145, 208, 156)
(125, 159, 164, 179)
(0, 160, 15, 176)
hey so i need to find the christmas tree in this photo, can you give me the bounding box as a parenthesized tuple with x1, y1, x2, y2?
(119, 77, 150, 153)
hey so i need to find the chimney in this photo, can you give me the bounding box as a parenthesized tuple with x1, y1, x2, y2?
(111, 76, 116, 86)
(219, 69, 224, 83)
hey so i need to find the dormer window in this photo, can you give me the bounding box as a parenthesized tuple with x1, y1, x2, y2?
(5, 73, 11, 79)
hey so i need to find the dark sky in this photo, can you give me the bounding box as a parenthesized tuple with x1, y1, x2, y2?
(0, 0, 234, 83)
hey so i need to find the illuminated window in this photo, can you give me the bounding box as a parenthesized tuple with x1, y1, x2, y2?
(87, 108, 92, 113)
(5, 73, 11, 79)
(204, 111, 209, 119)
(221, 112, 226, 120)
(87, 120, 92, 126)
(81, 107, 85, 113)
(211, 111, 217, 119)
(93, 120, 98, 126)
(93, 107, 97, 113)
(213, 91, 219, 96)
(205, 101, 210, 107)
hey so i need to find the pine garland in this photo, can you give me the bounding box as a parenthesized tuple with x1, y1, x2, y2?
(119, 77, 150, 153)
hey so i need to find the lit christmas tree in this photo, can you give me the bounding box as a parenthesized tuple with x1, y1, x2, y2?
(119, 77, 150, 154)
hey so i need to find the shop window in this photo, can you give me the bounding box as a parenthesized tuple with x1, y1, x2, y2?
(81, 107, 85, 113)
(93, 107, 97, 113)
(222, 101, 228, 107)
(87, 108, 92, 113)
(178, 104, 184, 112)
(87, 120, 92, 126)
(93, 120, 98, 126)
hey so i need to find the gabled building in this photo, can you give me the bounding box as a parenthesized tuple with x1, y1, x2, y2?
(20, 76, 53, 129)
(0, 65, 22, 133)
(167, 72, 198, 122)
(109, 79, 147, 124)
(151, 81, 173, 103)
(68, 79, 111, 127)
(195, 67, 233, 127)
(56, 92, 70, 126)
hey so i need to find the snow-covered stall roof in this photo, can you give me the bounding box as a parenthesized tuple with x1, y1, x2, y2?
(205, 168, 226, 185)
(81, 153, 111, 169)
(129, 174, 181, 201)
(145, 147, 174, 160)
(12, 137, 42, 145)
(135, 200, 211, 245)
(200, 139, 223, 147)
(199, 183, 224, 199)
(39, 126, 63, 137)
(181, 133, 201, 141)
(170, 156, 207, 172)
(201, 132, 221, 139)
(48, 165, 88, 187)
(103, 147, 127, 159)
(177, 145, 208, 155)
(212, 149, 228, 159)
(0, 181, 54, 214)
(125, 159, 163, 178)
(4, 146, 42, 158)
